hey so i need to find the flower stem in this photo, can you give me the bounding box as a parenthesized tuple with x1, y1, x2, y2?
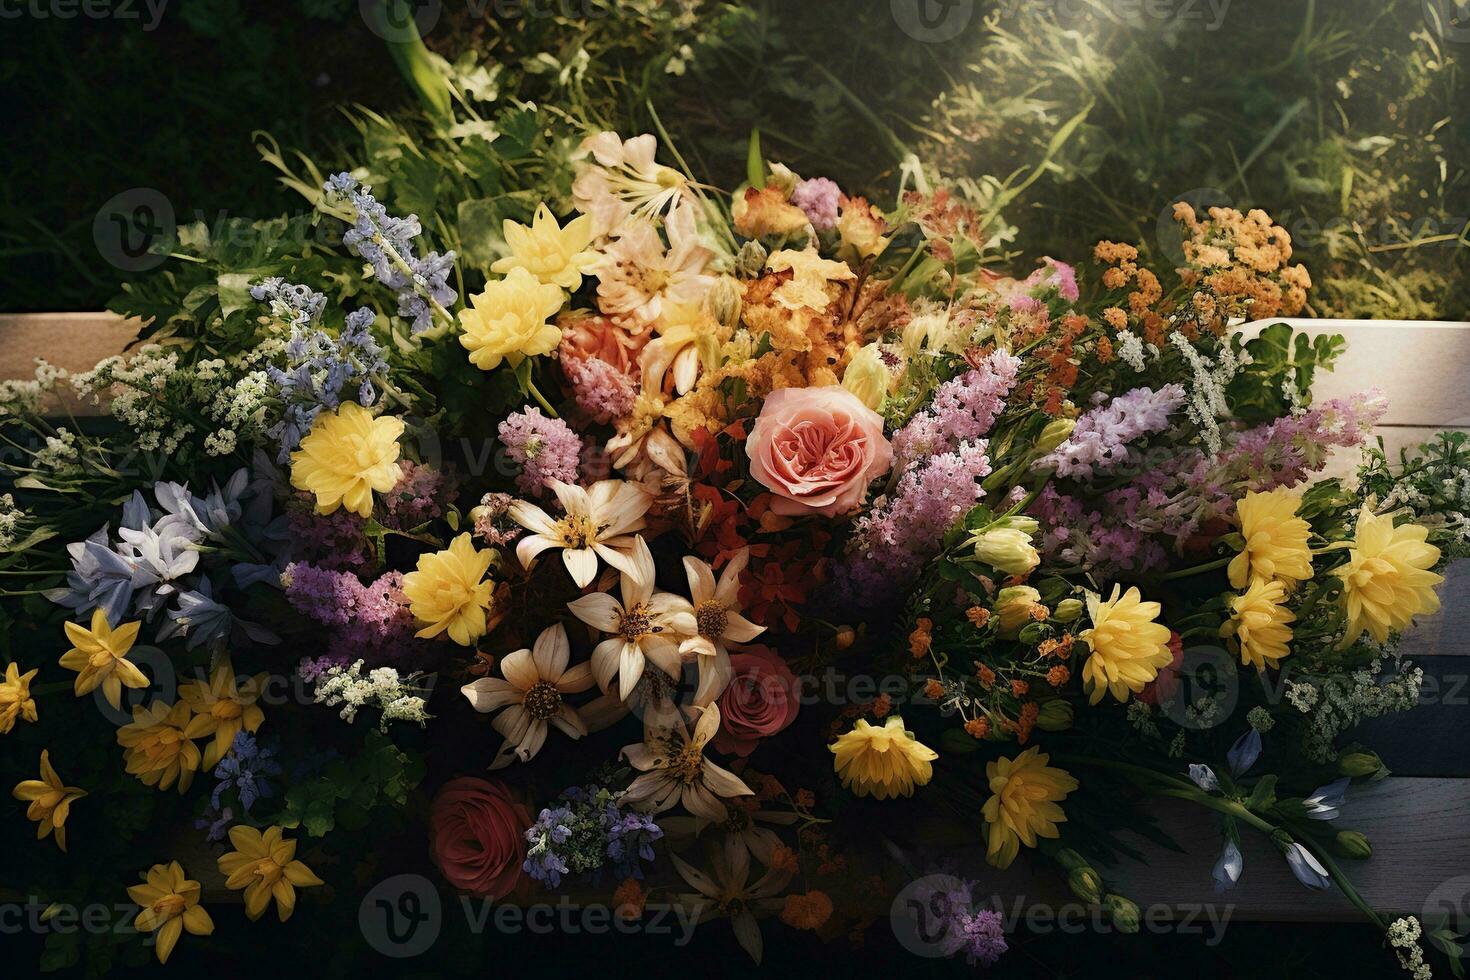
(1157, 555, 1232, 581)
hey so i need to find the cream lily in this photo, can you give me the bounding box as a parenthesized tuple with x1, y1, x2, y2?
(567, 535, 689, 698)
(510, 479, 652, 588)
(620, 703, 753, 821)
(671, 547, 765, 706)
(461, 623, 596, 769)
(670, 837, 792, 965)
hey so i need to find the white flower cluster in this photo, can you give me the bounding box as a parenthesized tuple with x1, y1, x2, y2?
(32, 428, 81, 474)
(1293, 659, 1424, 762)
(1115, 330, 1149, 372)
(312, 660, 433, 732)
(1168, 332, 1242, 454)
(0, 493, 23, 551)
(1388, 916, 1434, 980)
(0, 359, 67, 419)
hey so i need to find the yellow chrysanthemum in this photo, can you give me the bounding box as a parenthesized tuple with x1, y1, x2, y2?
(1079, 585, 1174, 704)
(13, 750, 86, 851)
(829, 716, 938, 800)
(1228, 487, 1314, 590)
(217, 825, 324, 922)
(58, 608, 147, 709)
(490, 203, 598, 290)
(178, 661, 267, 768)
(289, 401, 404, 518)
(0, 661, 39, 733)
(459, 266, 566, 371)
(117, 701, 209, 793)
(981, 746, 1078, 869)
(402, 532, 496, 646)
(1221, 577, 1295, 671)
(1334, 507, 1443, 646)
(127, 861, 214, 964)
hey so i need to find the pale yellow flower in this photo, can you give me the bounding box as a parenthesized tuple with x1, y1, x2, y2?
(670, 547, 765, 706)
(13, 750, 86, 851)
(841, 343, 891, 411)
(670, 839, 792, 966)
(829, 716, 937, 800)
(765, 248, 855, 311)
(58, 608, 147, 709)
(621, 703, 753, 821)
(994, 585, 1042, 638)
(981, 746, 1077, 869)
(217, 825, 323, 922)
(969, 521, 1041, 578)
(402, 532, 496, 646)
(0, 661, 39, 733)
(1229, 487, 1315, 589)
(1335, 507, 1443, 646)
(491, 203, 598, 290)
(459, 266, 565, 371)
(1079, 585, 1174, 704)
(117, 701, 209, 793)
(836, 196, 890, 259)
(178, 661, 267, 767)
(127, 861, 214, 964)
(509, 478, 652, 588)
(566, 535, 689, 698)
(1221, 577, 1295, 671)
(461, 623, 596, 768)
(572, 131, 693, 236)
(594, 204, 714, 330)
(640, 303, 721, 395)
(289, 401, 404, 518)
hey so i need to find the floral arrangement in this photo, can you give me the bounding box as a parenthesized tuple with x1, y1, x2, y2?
(3, 125, 1468, 974)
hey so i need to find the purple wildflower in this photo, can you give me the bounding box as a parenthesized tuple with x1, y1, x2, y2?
(499, 408, 582, 496)
(790, 177, 841, 232)
(892, 350, 1020, 465)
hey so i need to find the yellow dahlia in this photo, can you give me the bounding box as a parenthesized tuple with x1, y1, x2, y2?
(0, 661, 39, 733)
(829, 716, 937, 800)
(1079, 585, 1174, 704)
(491, 203, 598, 290)
(13, 750, 86, 851)
(981, 746, 1077, 869)
(459, 266, 565, 371)
(217, 825, 324, 922)
(1228, 487, 1314, 589)
(1221, 577, 1295, 671)
(1334, 507, 1443, 646)
(178, 661, 267, 768)
(58, 608, 147, 709)
(289, 401, 404, 518)
(402, 532, 496, 646)
(127, 862, 214, 964)
(117, 701, 209, 793)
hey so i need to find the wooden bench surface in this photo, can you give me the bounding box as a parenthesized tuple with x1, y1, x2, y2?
(2, 312, 1467, 921)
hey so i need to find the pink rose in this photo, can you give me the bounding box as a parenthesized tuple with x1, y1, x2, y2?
(745, 385, 892, 517)
(428, 776, 530, 898)
(714, 644, 801, 756)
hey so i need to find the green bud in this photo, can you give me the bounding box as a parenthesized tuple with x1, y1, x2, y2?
(1053, 848, 1088, 872)
(1035, 417, 1077, 454)
(735, 240, 768, 279)
(1333, 830, 1372, 860)
(1018, 622, 1049, 645)
(1103, 894, 1140, 933)
(1054, 597, 1084, 623)
(1069, 866, 1104, 905)
(1338, 752, 1382, 777)
(705, 275, 743, 331)
(1036, 699, 1074, 732)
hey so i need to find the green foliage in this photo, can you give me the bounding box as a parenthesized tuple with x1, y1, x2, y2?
(1227, 322, 1346, 423)
(276, 730, 425, 837)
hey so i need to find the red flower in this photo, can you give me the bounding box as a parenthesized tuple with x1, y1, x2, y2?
(428, 777, 530, 899)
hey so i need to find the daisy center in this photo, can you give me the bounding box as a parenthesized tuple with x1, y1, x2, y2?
(695, 599, 728, 639)
(668, 741, 705, 785)
(556, 513, 599, 549)
(619, 603, 661, 642)
(523, 680, 563, 721)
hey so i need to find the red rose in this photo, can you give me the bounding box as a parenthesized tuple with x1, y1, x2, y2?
(714, 645, 801, 756)
(428, 776, 530, 898)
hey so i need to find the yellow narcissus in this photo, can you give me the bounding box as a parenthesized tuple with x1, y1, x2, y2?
(117, 701, 210, 793)
(289, 401, 404, 518)
(981, 746, 1078, 869)
(1229, 487, 1314, 589)
(58, 608, 147, 709)
(1334, 507, 1443, 646)
(217, 825, 324, 922)
(12, 750, 86, 851)
(1221, 577, 1295, 671)
(1079, 585, 1174, 704)
(491, 203, 598, 290)
(178, 661, 267, 768)
(402, 532, 496, 646)
(0, 661, 40, 733)
(459, 266, 565, 371)
(829, 716, 937, 800)
(127, 862, 214, 964)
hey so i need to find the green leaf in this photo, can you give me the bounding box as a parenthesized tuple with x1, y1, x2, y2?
(745, 127, 765, 188)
